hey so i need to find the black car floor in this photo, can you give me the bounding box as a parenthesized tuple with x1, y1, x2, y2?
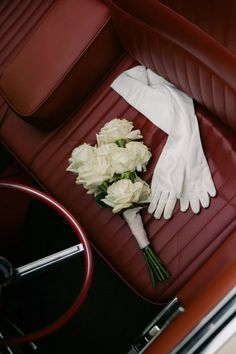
(0, 145, 162, 354)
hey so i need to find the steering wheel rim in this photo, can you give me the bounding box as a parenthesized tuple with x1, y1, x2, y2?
(0, 181, 93, 347)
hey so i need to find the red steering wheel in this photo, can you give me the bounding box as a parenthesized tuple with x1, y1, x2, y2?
(0, 181, 93, 347)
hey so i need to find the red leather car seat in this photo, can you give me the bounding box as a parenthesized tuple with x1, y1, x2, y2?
(0, 0, 235, 304)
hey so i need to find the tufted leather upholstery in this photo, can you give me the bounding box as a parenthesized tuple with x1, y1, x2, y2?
(108, 0, 236, 133)
(0, 0, 235, 304)
(0, 0, 56, 118)
(160, 0, 236, 54)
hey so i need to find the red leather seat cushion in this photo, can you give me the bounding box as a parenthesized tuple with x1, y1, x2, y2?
(0, 0, 123, 130)
(5, 56, 233, 303)
(0, 0, 56, 121)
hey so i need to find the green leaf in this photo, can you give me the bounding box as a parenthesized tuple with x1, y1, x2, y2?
(97, 181, 109, 193)
(116, 139, 126, 147)
(120, 172, 130, 179)
(113, 171, 138, 182)
(129, 171, 137, 183)
(95, 192, 110, 208)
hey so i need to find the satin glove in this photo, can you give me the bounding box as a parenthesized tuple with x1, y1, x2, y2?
(111, 66, 216, 218)
(111, 66, 172, 134)
(180, 121, 216, 213)
(148, 141, 185, 219)
(112, 66, 194, 219)
(147, 83, 193, 219)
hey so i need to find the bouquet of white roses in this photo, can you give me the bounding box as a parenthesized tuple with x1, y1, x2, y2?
(67, 118, 170, 287)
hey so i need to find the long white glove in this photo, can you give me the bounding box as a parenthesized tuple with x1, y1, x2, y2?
(111, 66, 216, 219)
(179, 121, 216, 213)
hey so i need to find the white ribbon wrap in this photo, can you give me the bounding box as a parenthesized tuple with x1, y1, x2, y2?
(123, 207, 149, 249)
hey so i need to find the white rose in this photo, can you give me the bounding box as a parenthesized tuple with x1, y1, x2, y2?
(96, 118, 142, 145)
(102, 179, 151, 213)
(97, 142, 142, 174)
(67, 143, 95, 173)
(126, 141, 152, 172)
(76, 155, 114, 193)
(96, 143, 120, 157)
(111, 147, 136, 174)
(134, 178, 151, 203)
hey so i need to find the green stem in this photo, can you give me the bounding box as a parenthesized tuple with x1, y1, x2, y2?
(146, 248, 170, 279)
(142, 245, 171, 287)
(143, 251, 157, 287)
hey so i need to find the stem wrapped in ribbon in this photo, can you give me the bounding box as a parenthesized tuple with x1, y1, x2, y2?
(123, 207, 170, 287)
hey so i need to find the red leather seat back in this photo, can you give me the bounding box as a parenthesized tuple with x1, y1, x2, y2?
(108, 0, 236, 132)
(160, 0, 236, 54)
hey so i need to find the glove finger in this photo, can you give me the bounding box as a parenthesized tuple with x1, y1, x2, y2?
(148, 189, 161, 214)
(180, 194, 190, 212)
(190, 195, 200, 214)
(154, 191, 169, 219)
(205, 176, 217, 197)
(199, 191, 210, 208)
(164, 193, 177, 220)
